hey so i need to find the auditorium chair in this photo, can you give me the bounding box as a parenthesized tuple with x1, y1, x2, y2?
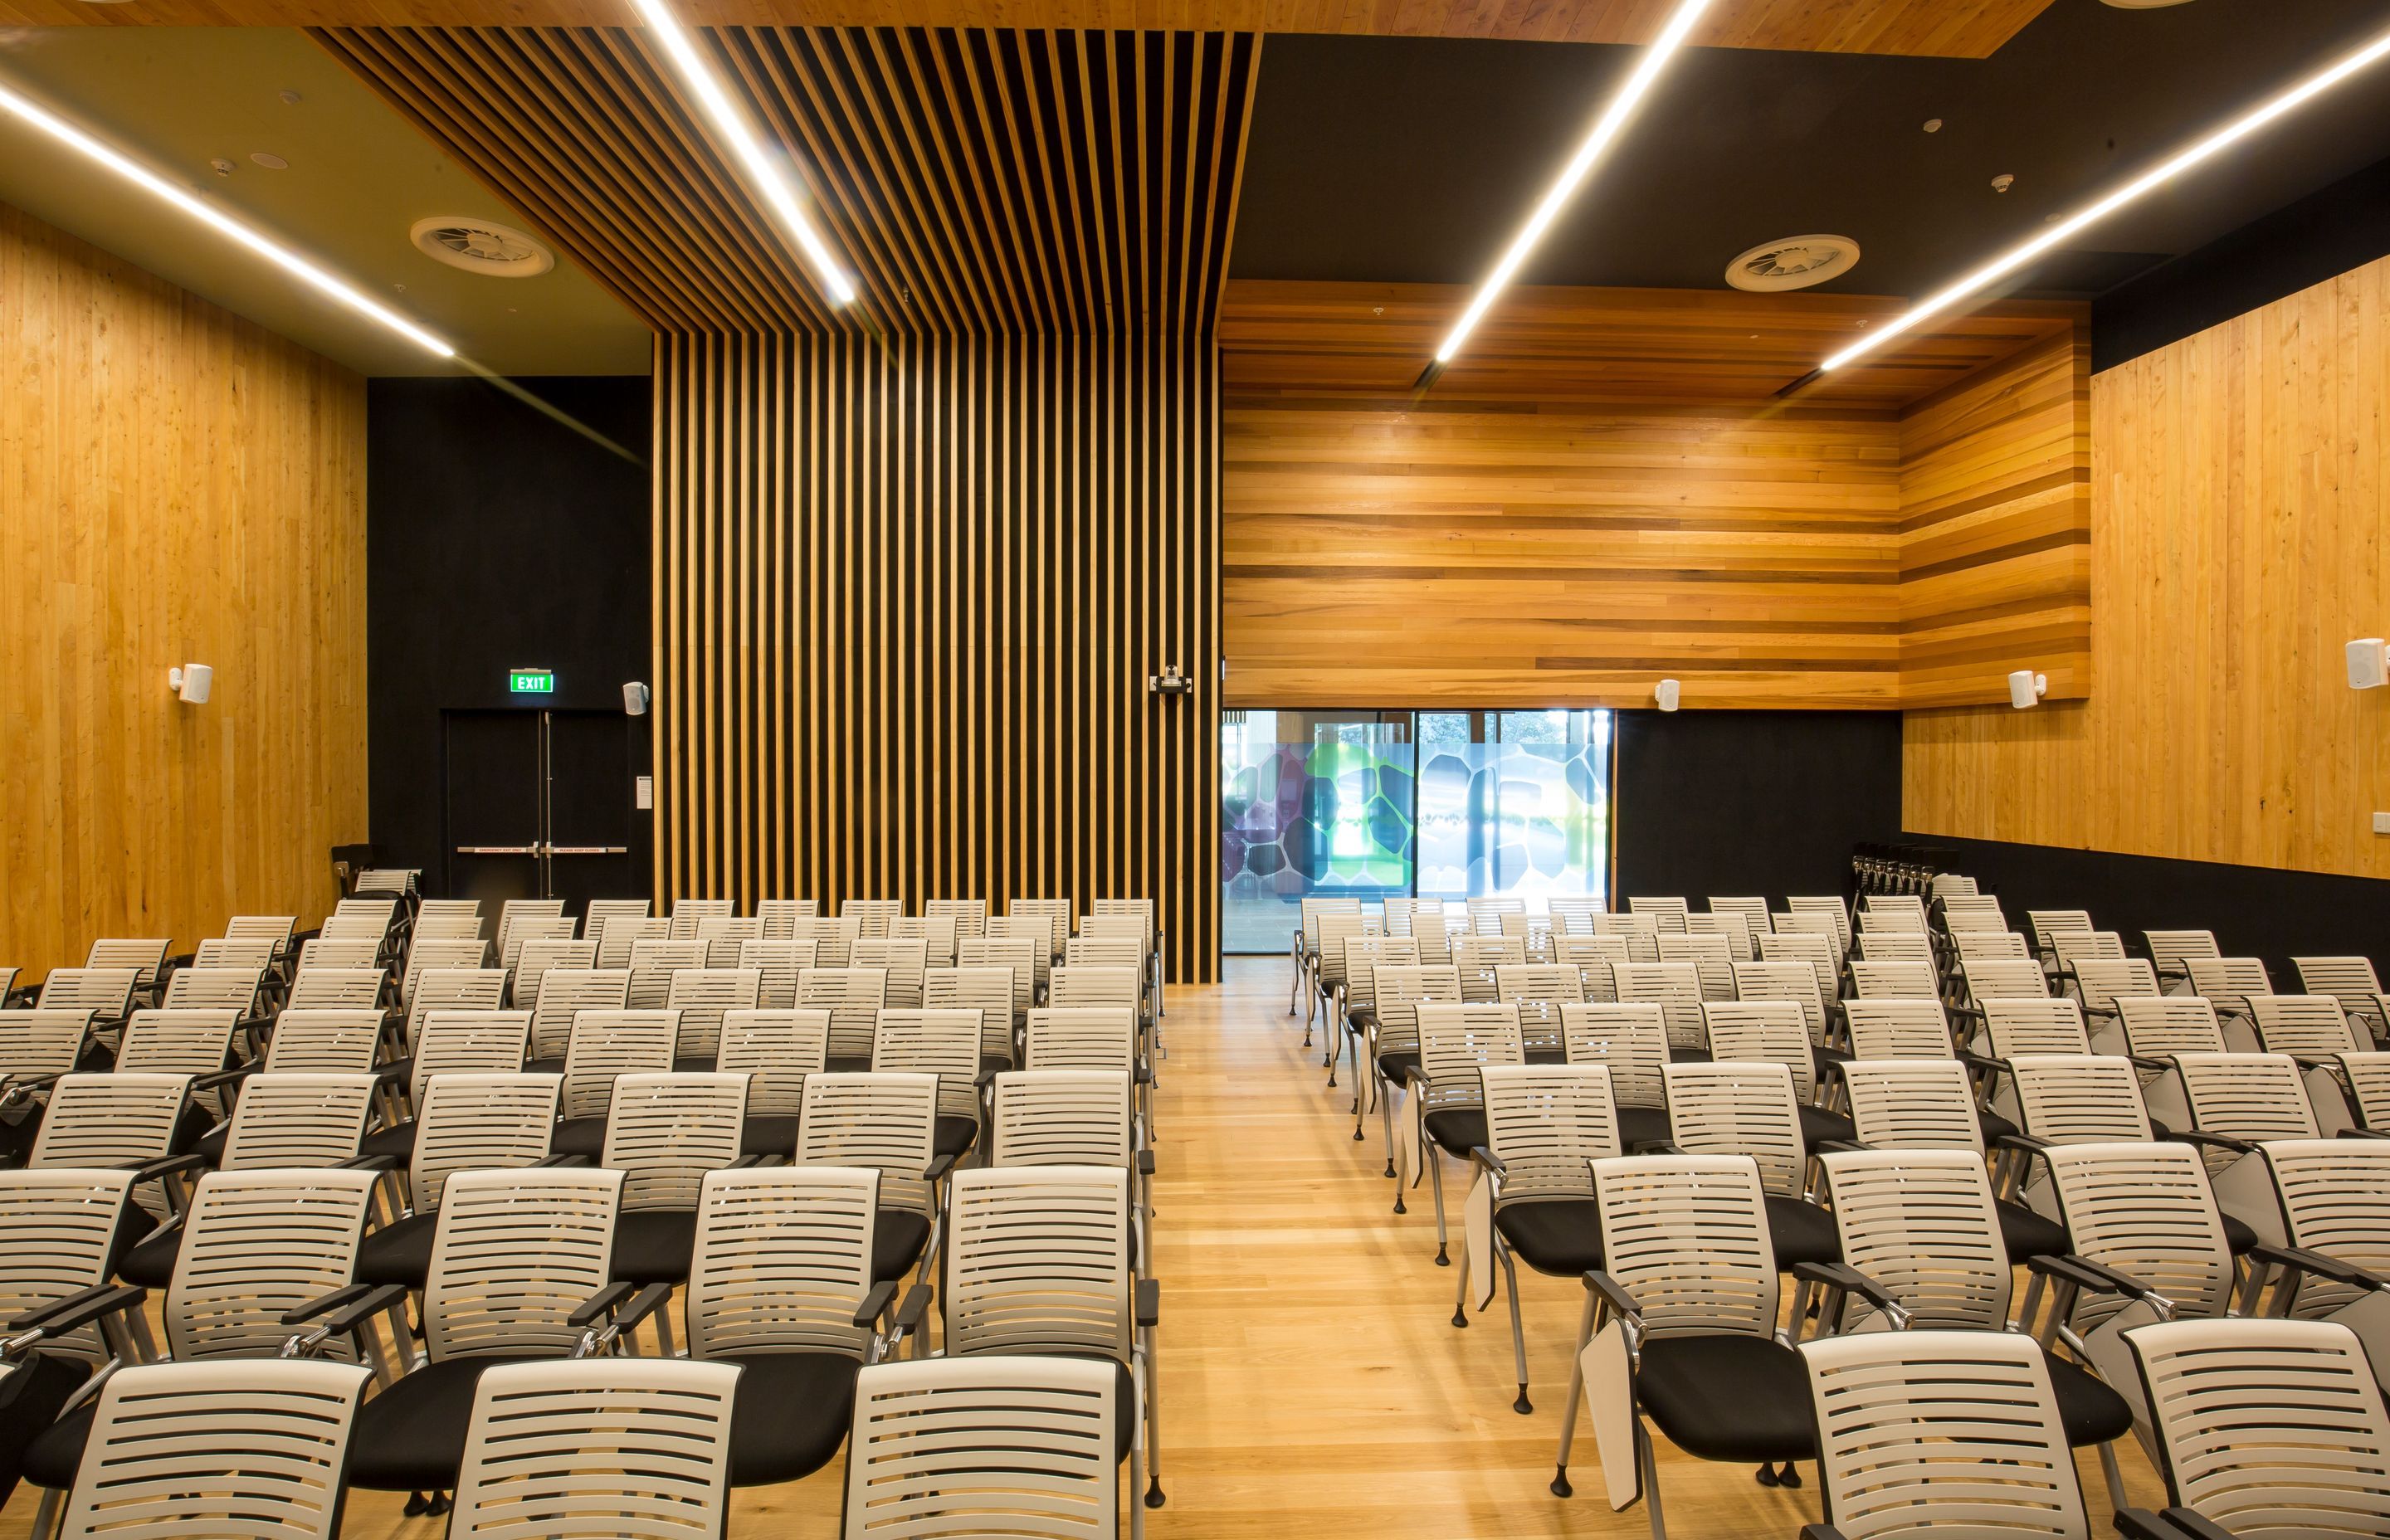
(791, 1071, 949, 1285)
(841, 1356, 1124, 1540)
(1402, 1002, 1526, 1262)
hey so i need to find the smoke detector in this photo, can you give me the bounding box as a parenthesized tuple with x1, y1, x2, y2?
(1724, 234, 1860, 292)
(408, 217, 554, 278)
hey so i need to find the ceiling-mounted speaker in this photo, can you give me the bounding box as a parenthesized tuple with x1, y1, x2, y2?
(2007, 670, 2048, 709)
(168, 664, 213, 704)
(2347, 640, 2388, 690)
(623, 681, 651, 716)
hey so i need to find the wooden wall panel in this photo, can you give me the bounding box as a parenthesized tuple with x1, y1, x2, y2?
(325, 28, 1255, 981)
(0, 200, 368, 977)
(1905, 252, 2390, 878)
(1897, 324, 2093, 706)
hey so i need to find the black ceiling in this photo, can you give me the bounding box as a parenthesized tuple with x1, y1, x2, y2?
(1230, 0, 2390, 300)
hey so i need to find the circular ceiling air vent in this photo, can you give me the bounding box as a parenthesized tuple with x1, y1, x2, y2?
(1724, 234, 1861, 293)
(409, 217, 554, 278)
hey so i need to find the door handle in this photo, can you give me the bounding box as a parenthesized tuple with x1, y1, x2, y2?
(456, 845, 540, 855)
(547, 846, 630, 855)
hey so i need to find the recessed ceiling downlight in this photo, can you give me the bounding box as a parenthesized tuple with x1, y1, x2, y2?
(409, 216, 554, 278)
(1725, 234, 1861, 292)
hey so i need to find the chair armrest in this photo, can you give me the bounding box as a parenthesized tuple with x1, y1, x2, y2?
(1582, 1270, 1643, 1326)
(2027, 1254, 2175, 1318)
(285, 1283, 407, 1335)
(2339, 1128, 2390, 1140)
(1794, 1261, 1913, 1328)
(2166, 1129, 2256, 1156)
(1992, 1132, 2051, 1156)
(895, 1284, 934, 1334)
(2127, 1054, 2175, 1073)
(1469, 1145, 1507, 1177)
(192, 1065, 252, 1092)
(1956, 1050, 2006, 1075)
(1136, 1278, 1158, 1328)
(924, 1153, 957, 1182)
(2153, 1508, 2240, 1540)
(127, 1152, 209, 1184)
(533, 1153, 593, 1169)
(1815, 1138, 1874, 1155)
(334, 1153, 405, 1172)
(568, 1281, 637, 1328)
(1136, 1149, 1155, 1175)
(11, 1284, 147, 1336)
(851, 1279, 900, 1330)
(2249, 1243, 2390, 1293)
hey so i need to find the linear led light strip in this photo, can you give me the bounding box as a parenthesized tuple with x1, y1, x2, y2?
(1817, 18, 2390, 377)
(1432, 0, 1718, 366)
(0, 75, 453, 357)
(627, 0, 855, 305)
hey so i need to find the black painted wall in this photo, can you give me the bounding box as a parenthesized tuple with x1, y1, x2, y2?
(367, 374, 653, 893)
(1899, 833, 2390, 987)
(1615, 711, 1901, 904)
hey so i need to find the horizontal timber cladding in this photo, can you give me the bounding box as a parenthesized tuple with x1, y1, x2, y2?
(321, 27, 1254, 980)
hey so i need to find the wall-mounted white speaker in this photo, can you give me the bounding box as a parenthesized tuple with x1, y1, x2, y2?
(623, 681, 651, 716)
(1655, 679, 1681, 713)
(168, 664, 213, 704)
(2347, 639, 2388, 690)
(2007, 669, 2047, 709)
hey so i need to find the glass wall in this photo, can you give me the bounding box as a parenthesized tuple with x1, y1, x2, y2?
(1222, 709, 1612, 954)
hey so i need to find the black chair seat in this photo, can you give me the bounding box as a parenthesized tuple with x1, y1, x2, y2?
(523, 1056, 564, 1077)
(1422, 1109, 1486, 1157)
(720, 1352, 862, 1486)
(1995, 1200, 2068, 1260)
(116, 1224, 183, 1289)
(933, 1115, 978, 1161)
(1375, 1051, 1419, 1086)
(1797, 1104, 1857, 1149)
(826, 1055, 871, 1075)
(611, 1209, 699, 1284)
(1666, 1047, 1712, 1065)
(2046, 1349, 2134, 1447)
(358, 1118, 417, 1161)
(1633, 1334, 1817, 1463)
(1524, 1047, 1568, 1065)
(979, 1053, 1014, 1080)
(740, 1114, 802, 1158)
(1617, 1106, 1672, 1153)
(1764, 1196, 1841, 1269)
(1495, 1199, 1603, 1276)
(347, 1357, 523, 1490)
(551, 1116, 607, 1158)
(356, 1209, 437, 1288)
(12, 1358, 96, 1499)
(671, 1055, 716, 1074)
(1344, 1006, 1376, 1034)
(873, 1211, 931, 1284)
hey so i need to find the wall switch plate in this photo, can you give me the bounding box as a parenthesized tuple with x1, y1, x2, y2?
(636, 774, 654, 811)
(2374, 811, 2390, 836)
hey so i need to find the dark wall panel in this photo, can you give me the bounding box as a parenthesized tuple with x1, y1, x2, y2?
(366, 375, 652, 889)
(1615, 711, 1901, 903)
(1900, 832, 2390, 986)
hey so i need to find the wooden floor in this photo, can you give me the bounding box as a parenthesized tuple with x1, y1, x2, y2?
(0, 958, 2169, 1539)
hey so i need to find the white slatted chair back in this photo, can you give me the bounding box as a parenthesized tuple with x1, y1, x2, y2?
(601, 1073, 748, 1210)
(2127, 1318, 2390, 1540)
(842, 1357, 1117, 1539)
(407, 969, 507, 1040)
(1408, 907, 1454, 963)
(1819, 1148, 2009, 1328)
(525, 967, 629, 1060)
(1802, 1331, 2087, 1540)
(1497, 911, 1554, 962)
(1591, 911, 1661, 962)
(1685, 909, 1753, 960)
(580, 899, 653, 947)
(1839, 1059, 1983, 1153)
(695, 914, 764, 967)
(495, 900, 570, 970)
(2349, 1053, 2390, 1133)
(291, 968, 388, 1015)
(1785, 895, 1851, 953)
(1863, 894, 1928, 929)
(753, 898, 817, 939)
(1758, 930, 1838, 1001)
(1706, 897, 1769, 941)
(594, 914, 666, 969)
(85, 939, 168, 994)
(791, 914, 863, 968)
(2042, 1141, 2234, 1335)
(2262, 1140, 2390, 1320)
(1848, 958, 1936, 998)
(166, 1167, 378, 1358)
(2145, 929, 2222, 977)
(1555, 933, 1631, 1002)
(794, 1072, 937, 1221)
(2009, 1055, 2153, 1143)
(1656, 932, 1735, 1000)
(1495, 962, 1584, 1058)
(962, 935, 1041, 1018)
(316, 912, 391, 949)
(223, 915, 296, 960)
(1557, 1002, 1667, 1113)
(1614, 961, 1707, 1055)
(193, 938, 276, 973)
(1937, 894, 2008, 933)
(989, 1070, 1134, 1168)
(559, 1010, 677, 1121)
(510, 937, 594, 1008)
(873, 1008, 983, 1123)
(161, 966, 261, 1016)
(1592, 1154, 1778, 1338)
(1626, 895, 1689, 933)
(1732, 960, 1828, 1044)
(1981, 996, 2092, 1059)
(115, 1009, 237, 1077)
(2114, 995, 2225, 1059)
(218, 1074, 375, 1169)
(1857, 906, 1927, 936)
(2294, 956, 2384, 1012)
(1842, 997, 1956, 1060)
(0, 1010, 90, 1084)
(717, 1008, 830, 1115)
(686, 1166, 878, 1360)
(668, 898, 736, 941)
(1379, 896, 1429, 937)
(2027, 909, 2097, 963)
(28, 1074, 189, 1172)
(1010, 899, 1075, 959)
(1368, 966, 1462, 1058)
(926, 966, 1017, 1064)
(739, 938, 819, 1009)
(36, 975, 136, 1023)
(334, 894, 400, 927)
(1931, 873, 1980, 897)
(412, 1074, 559, 1210)
(893, 914, 959, 966)
(1451, 935, 1525, 1004)
(1048, 964, 1139, 1012)
(423, 1167, 622, 1362)
(1663, 1060, 1805, 1197)
(409, 1010, 532, 1107)
(799, 967, 890, 1062)
(945, 1166, 1133, 1366)
(1482, 1063, 1617, 1201)
(1414, 1003, 1525, 1118)
(2075, 958, 2164, 1021)
(626, 938, 708, 1010)
(664, 967, 762, 1060)
(1465, 896, 1525, 937)
(58, 1360, 371, 1540)
(2053, 930, 2129, 977)
(927, 898, 989, 941)
(451, 1360, 735, 1540)
(402, 939, 490, 1005)
(295, 938, 381, 973)
(1343, 937, 1420, 1019)
(1851, 930, 1932, 966)
(1545, 897, 1607, 934)
(1091, 898, 1154, 944)
(0, 1168, 134, 1361)
(1023, 1007, 1139, 1075)
(1311, 913, 1377, 992)
(1952, 928, 2034, 965)
(841, 899, 904, 939)
(1961, 957, 2050, 1003)
(412, 912, 485, 945)
(2251, 994, 2365, 1058)
(1700, 1000, 1816, 1102)
(2175, 1054, 2319, 1172)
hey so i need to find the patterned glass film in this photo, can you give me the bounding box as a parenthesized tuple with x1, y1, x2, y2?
(1221, 709, 1612, 954)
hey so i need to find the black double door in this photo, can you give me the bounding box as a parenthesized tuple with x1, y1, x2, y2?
(443, 709, 639, 910)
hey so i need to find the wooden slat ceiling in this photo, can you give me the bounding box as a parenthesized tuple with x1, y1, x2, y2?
(22, 0, 2055, 56)
(316, 25, 1256, 337)
(1218, 279, 2087, 410)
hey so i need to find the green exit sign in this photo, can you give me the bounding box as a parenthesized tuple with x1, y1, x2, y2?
(509, 668, 555, 695)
